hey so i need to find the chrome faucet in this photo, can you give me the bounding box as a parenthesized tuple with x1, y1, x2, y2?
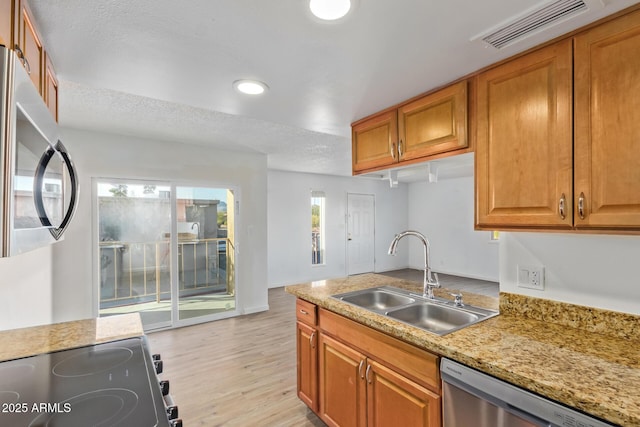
(191, 222, 200, 239)
(388, 230, 440, 299)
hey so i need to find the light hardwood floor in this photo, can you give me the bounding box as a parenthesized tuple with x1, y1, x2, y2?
(148, 287, 326, 427)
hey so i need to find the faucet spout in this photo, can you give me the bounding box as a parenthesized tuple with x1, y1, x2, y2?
(387, 230, 440, 299)
(191, 222, 200, 239)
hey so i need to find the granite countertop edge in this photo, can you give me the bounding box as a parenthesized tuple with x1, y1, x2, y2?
(285, 273, 639, 427)
(0, 313, 144, 362)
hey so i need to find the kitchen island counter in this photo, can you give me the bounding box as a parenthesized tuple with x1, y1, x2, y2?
(286, 273, 640, 426)
(0, 313, 143, 362)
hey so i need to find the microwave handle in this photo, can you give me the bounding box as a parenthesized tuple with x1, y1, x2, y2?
(33, 141, 79, 240)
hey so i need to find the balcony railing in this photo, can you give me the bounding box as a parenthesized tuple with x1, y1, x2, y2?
(99, 237, 232, 308)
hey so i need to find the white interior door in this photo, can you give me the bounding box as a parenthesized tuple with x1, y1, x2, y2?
(347, 194, 375, 275)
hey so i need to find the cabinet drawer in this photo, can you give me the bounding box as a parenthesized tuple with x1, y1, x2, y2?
(296, 299, 317, 326)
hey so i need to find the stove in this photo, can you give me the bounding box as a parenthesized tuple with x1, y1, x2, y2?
(0, 336, 181, 426)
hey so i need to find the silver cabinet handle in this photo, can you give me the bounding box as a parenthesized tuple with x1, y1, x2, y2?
(559, 193, 566, 220)
(358, 360, 365, 379)
(14, 45, 31, 75)
(365, 364, 372, 384)
(398, 139, 404, 158)
(578, 192, 586, 220)
(299, 309, 308, 315)
(390, 142, 396, 160)
(309, 331, 316, 349)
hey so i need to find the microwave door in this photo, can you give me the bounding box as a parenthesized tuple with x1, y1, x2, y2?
(33, 140, 78, 240)
(9, 108, 57, 254)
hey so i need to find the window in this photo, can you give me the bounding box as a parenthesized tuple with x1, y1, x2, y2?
(311, 191, 325, 265)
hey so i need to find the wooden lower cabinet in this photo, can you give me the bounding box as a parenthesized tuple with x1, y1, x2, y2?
(367, 360, 441, 427)
(318, 334, 367, 427)
(296, 321, 318, 412)
(296, 299, 442, 427)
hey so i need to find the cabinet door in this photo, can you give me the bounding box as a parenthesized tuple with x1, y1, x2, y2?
(15, 0, 43, 93)
(318, 333, 367, 427)
(352, 110, 398, 174)
(0, 0, 11, 48)
(574, 10, 640, 229)
(44, 52, 58, 122)
(366, 360, 441, 427)
(296, 321, 318, 412)
(398, 80, 467, 162)
(475, 39, 573, 229)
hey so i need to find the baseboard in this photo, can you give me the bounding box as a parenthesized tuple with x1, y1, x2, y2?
(243, 304, 269, 315)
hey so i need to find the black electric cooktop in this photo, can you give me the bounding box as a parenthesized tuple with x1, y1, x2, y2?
(0, 336, 170, 427)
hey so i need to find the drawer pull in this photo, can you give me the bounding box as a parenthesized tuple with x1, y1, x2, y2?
(299, 309, 308, 315)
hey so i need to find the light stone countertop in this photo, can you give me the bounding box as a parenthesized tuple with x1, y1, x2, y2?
(286, 273, 640, 427)
(0, 313, 144, 362)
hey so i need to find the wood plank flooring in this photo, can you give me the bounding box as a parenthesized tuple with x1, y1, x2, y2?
(148, 287, 326, 427)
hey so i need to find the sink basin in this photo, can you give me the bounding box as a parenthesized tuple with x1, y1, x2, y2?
(331, 285, 498, 336)
(337, 288, 415, 311)
(386, 303, 479, 334)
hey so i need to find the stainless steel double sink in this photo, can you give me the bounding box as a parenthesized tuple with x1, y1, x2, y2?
(332, 286, 498, 336)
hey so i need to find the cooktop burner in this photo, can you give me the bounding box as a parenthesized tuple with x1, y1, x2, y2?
(0, 337, 170, 427)
(52, 347, 133, 377)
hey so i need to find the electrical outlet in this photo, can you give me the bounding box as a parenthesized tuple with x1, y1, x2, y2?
(517, 265, 545, 290)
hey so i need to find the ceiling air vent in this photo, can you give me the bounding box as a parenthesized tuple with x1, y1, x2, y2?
(472, 0, 602, 49)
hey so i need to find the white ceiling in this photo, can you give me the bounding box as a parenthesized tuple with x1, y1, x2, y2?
(30, 0, 640, 177)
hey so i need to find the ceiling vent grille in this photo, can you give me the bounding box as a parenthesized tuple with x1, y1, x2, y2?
(474, 0, 595, 49)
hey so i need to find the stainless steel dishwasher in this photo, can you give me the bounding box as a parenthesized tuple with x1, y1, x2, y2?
(441, 358, 616, 427)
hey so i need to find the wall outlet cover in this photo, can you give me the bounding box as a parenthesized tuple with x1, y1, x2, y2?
(517, 265, 545, 290)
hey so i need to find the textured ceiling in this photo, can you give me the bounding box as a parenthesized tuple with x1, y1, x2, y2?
(29, 0, 640, 177)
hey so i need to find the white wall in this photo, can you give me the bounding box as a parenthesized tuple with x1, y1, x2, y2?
(407, 175, 499, 282)
(0, 246, 54, 329)
(500, 232, 640, 315)
(267, 170, 409, 288)
(49, 127, 268, 324)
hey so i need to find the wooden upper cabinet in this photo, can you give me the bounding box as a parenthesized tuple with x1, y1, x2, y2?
(15, 0, 43, 93)
(398, 80, 467, 162)
(574, 9, 640, 230)
(352, 80, 469, 175)
(352, 110, 398, 173)
(0, 0, 12, 47)
(44, 52, 58, 122)
(475, 39, 574, 229)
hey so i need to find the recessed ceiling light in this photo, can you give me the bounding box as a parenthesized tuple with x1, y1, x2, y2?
(309, 0, 351, 21)
(233, 79, 269, 95)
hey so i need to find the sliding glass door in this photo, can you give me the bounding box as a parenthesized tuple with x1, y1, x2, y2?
(96, 180, 237, 330)
(175, 186, 235, 321)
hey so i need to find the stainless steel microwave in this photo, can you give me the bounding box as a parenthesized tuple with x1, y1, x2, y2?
(0, 45, 78, 257)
